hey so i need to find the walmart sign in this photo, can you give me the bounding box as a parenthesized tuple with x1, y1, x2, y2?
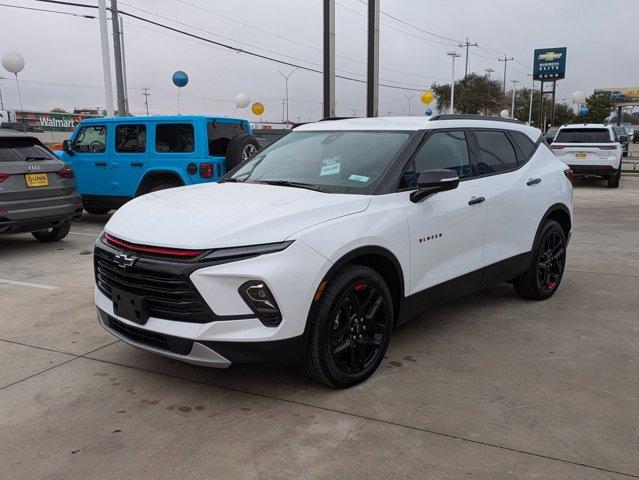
(533, 47, 567, 81)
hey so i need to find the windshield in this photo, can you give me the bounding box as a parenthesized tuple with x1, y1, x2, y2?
(0, 138, 55, 162)
(227, 130, 411, 193)
(555, 128, 612, 144)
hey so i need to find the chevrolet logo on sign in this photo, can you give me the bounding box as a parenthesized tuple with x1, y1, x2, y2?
(538, 51, 563, 62)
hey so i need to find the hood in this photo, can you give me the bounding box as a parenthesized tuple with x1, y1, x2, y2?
(105, 182, 371, 249)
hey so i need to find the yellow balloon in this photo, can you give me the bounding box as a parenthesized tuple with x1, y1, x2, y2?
(420, 91, 434, 105)
(251, 102, 265, 116)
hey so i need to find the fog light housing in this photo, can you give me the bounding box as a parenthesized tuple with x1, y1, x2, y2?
(239, 280, 281, 327)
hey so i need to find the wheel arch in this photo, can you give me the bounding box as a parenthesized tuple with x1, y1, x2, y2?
(313, 246, 408, 327)
(536, 203, 572, 243)
(135, 169, 187, 197)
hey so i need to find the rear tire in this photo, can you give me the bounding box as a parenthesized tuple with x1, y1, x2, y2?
(302, 265, 393, 388)
(607, 166, 621, 188)
(225, 134, 260, 171)
(514, 220, 566, 300)
(31, 223, 71, 242)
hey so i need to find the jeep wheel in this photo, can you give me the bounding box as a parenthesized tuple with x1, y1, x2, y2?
(32, 223, 71, 242)
(302, 265, 393, 388)
(225, 134, 260, 171)
(84, 206, 111, 215)
(514, 220, 566, 300)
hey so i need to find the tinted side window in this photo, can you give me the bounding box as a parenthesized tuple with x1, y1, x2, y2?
(207, 122, 244, 155)
(474, 130, 518, 175)
(156, 124, 195, 153)
(74, 125, 107, 153)
(511, 131, 537, 160)
(115, 124, 146, 153)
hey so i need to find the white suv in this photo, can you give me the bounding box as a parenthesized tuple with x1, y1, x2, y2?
(94, 115, 573, 388)
(551, 123, 623, 188)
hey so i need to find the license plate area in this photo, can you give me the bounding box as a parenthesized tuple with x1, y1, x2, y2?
(574, 152, 587, 159)
(112, 287, 148, 325)
(25, 173, 49, 187)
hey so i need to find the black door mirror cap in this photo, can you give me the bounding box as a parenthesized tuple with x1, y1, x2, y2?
(62, 139, 75, 155)
(410, 169, 460, 203)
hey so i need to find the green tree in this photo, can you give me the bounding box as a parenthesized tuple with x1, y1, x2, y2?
(50, 107, 67, 113)
(582, 91, 615, 123)
(431, 73, 506, 115)
(511, 88, 576, 127)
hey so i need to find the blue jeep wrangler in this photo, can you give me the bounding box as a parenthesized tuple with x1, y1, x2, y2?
(58, 115, 259, 214)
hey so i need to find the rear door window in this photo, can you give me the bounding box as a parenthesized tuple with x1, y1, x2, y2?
(115, 124, 146, 153)
(74, 125, 107, 153)
(207, 122, 244, 155)
(511, 131, 537, 160)
(155, 124, 195, 153)
(474, 130, 518, 175)
(555, 128, 612, 143)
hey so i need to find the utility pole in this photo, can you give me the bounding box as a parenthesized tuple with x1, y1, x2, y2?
(498, 54, 514, 93)
(511, 79, 519, 119)
(366, 0, 379, 117)
(118, 15, 129, 114)
(97, 0, 114, 116)
(110, 0, 127, 116)
(484, 68, 495, 78)
(446, 51, 461, 114)
(401, 92, 416, 116)
(458, 37, 478, 77)
(142, 85, 150, 116)
(323, 0, 335, 118)
(275, 68, 296, 126)
(527, 73, 534, 125)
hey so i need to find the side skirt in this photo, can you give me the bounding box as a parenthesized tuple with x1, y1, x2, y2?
(403, 252, 531, 323)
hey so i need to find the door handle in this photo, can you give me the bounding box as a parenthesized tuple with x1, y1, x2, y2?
(527, 177, 542, 186)
(94, 161, 107, 167)
(468, 196, 485, 205)
(130, 161, 144, 167)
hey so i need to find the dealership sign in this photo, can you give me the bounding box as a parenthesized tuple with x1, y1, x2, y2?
(533, 47, 567, 81)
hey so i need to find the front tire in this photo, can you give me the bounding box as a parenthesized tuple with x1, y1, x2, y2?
(302, 265, 393, 388)
(31, 223, 71, 242)
(514, 220, 566, 300)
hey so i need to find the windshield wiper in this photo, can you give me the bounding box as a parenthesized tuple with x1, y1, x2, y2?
(254, 179, 323, 191)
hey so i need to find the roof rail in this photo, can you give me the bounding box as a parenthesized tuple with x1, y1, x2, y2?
(429, 114, 524, 124)
(318, 117, 354, 122)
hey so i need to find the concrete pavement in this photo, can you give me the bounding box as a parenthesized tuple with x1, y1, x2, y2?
(1, 177, 638, 479)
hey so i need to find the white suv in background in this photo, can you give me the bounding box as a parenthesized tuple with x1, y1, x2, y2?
(94, 115, 573, 388)
(551, 124, 623, 188)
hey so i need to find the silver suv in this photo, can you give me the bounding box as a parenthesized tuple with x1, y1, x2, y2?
(0, 129, 82, 242)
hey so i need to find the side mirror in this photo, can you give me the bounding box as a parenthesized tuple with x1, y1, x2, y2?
(62, 139, 74, 155)
(619, 135, 628, 143)
(410, 169, 460, 203)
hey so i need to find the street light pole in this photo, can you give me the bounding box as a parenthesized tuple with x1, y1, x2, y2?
(275, 68, 297, 126)
(446, 51, 461, 114)
(0, 77, 5, 111)
(527, 74, 534, 125)
(511, 79, 519, 119)
(401, 92, 416, 116)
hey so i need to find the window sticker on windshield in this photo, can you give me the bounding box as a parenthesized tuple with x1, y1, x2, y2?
(348, 174, 370, 182)
(320, 156, 341, 176)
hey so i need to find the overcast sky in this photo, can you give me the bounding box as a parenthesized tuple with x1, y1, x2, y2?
(1, 0, 636, 121)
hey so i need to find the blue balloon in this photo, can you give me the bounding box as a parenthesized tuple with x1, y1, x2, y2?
(172, 71, 189, 88)
(579, 106, 589, 117)
(424, 108, 433, 116)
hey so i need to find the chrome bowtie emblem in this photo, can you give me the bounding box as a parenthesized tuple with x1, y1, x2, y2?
(114, 253, 136, 268)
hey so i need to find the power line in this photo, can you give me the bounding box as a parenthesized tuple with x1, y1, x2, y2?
(0, 1, 94, 18)
(30, 0, 430, 91)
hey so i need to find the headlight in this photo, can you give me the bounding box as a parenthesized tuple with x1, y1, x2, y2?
(201, 241, 293, 262)
(238, 280, 281, 327)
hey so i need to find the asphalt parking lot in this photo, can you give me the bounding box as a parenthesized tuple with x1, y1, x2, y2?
(1, 176, 638, 479)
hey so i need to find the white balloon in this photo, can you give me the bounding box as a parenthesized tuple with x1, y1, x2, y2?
(500, 109, 510, 118)
(572, 90, 586, 104)
(234, 93, 250, 108)
(2, 51, 25, 74)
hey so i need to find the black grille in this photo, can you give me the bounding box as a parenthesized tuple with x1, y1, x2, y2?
(106, 315, 193, 355)
(95, 255, 214, 323)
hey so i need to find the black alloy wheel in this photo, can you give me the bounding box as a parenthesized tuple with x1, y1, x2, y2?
(514, 220, 566, 300)
(302, 265, 393, 388)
